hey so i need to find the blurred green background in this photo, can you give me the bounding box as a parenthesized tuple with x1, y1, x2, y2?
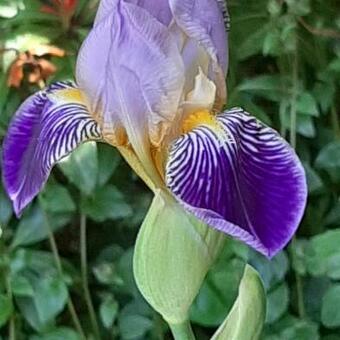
(0, 0, 339, 339)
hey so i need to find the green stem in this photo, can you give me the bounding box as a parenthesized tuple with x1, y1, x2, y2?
(9, 317, 15, 340)
(153, 312, 165, 340)
(6, 277, 15, 340)
(289, 49, 298, 149)
(80, 214, 101, 339)
(44, 214, 86, 338)
(289, 43, 306, 319)
(296, 267, 306, 318)
(168, 320, 196, 340)
(331, 105, 340, 139)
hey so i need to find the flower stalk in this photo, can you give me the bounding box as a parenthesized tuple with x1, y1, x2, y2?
(80, 213, 101, 339)
(168, 320, 196, 340)
(289, 40, 306, 319)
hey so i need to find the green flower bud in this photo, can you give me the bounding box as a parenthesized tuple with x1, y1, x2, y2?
(133, 190, 225, 325)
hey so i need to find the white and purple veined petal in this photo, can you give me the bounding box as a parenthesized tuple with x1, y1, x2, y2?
(166, 108, 307, 258)
(2, 82, 102, 217)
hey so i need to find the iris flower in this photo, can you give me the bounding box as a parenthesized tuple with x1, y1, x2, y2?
(2, 0, 307, 258)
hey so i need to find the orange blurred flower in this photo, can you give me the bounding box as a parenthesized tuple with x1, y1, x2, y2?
(7, 45, 65, 88)
(41, 0, 77, 16)
(40, 0, 78, 29)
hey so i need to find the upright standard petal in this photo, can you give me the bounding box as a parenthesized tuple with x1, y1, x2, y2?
(166, 108, 307, 257)
(76, 0, 184, 185)
(169, 0, 228, 104)
(2, 82, 102, 216)
(95, 0, 172, 26)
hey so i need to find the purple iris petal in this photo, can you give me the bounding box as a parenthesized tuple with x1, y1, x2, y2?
(76, 0, 184, 184)
(2, 82, 102, 217)
(95, 0, 172, 26)
(166, 108, 307, 258)
(77, 0, 184, 141)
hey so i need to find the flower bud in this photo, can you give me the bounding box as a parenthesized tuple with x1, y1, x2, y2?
(133, 190, 225, 324)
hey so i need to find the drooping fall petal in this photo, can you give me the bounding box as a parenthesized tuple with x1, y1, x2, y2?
(166, 108, 307, 257)
(2, 82, 102, 216)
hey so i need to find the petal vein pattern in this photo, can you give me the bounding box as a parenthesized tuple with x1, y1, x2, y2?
(3, 82, 102, 216)
(166, 108, 307, 257)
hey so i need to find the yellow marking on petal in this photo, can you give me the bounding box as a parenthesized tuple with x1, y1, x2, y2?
(182, 110, 219, 134)
(49, 88, 86, 105)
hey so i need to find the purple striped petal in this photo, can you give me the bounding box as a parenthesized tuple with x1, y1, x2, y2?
(169, 0, 228, 103)
(2, 82, 102, 217)
(166, 108, 307, 257)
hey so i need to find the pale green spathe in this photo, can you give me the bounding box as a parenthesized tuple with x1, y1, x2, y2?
(133, 190, 225, 325)
(211, 265, 266, 340)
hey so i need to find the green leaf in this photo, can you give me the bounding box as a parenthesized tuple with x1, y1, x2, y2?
(58, 142, 98, 195)
(33, 276, 68, 323)
(238, 75, 287, 102)
(313, 81, 335, 113)
(304, 277, 331, 321)
(263, 30, 281, 56)
(316, 142, 340, 170)
(250, 251, 289, 289)
(305, 229, 340, 279)
(296, 115, 316, 138)
(286, 0, 311, 15)
(11, 205, 65, 248)
(93, 262, 123, 286)
(303, 163, 323, 194)
(266, 316, 319, 340)
(29, 327, 80, 340)
(211, 265, 266, 340)
(322, 284, 340, 328)
(267, 0, 282, 16)
(16, 297, 54, 333)
(117, 248, 138, 295)
(0, 186, 12, 225)
(296, 92, 319, 117)
(237, 25, 269, 60)
(39, 183, 76, 214)
(118, 314, 153, 340)
(81, 185, 132, 222)
(97, 144, 121, 187)
(99, 296, 119, 329)
(10, 274, 34, 297)
(266, 283, 289, 324)
(0, 294, 13, 328)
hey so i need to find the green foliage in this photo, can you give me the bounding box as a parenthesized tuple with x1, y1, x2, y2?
(0, 0, 339, 339)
